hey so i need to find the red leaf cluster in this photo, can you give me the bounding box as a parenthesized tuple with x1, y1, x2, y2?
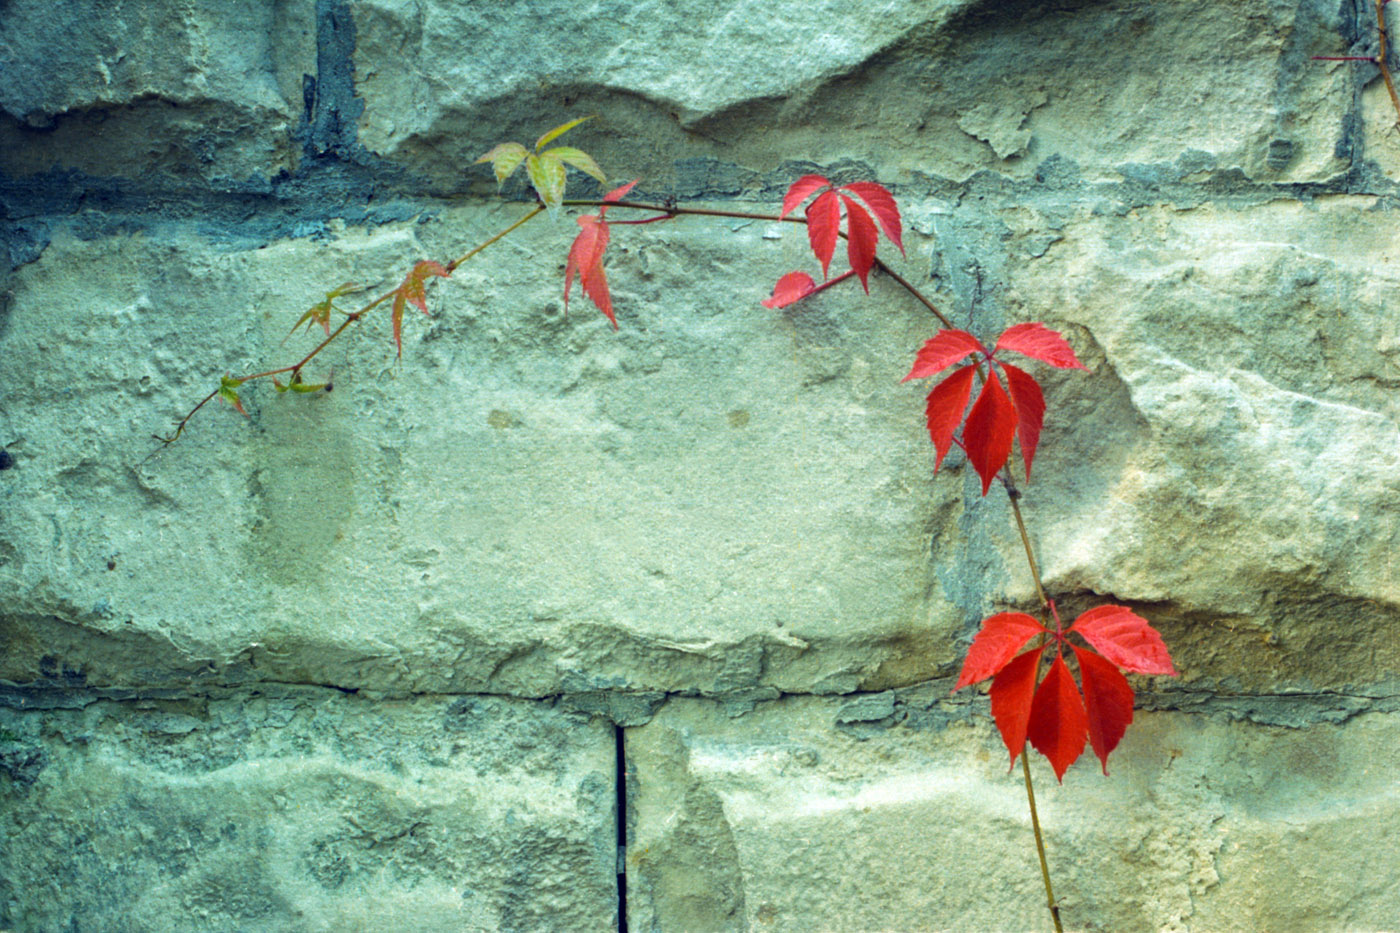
(764, 175, 903, 308)
(564, 180, 638, 328)
(955, 604, 1177, 781)
(390, 260, 450, 357)
(902, 323, 1088, 494)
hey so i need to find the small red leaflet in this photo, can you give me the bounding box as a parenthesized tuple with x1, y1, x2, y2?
(903, 323, 1087, 494)
(390, 260, 450, 357)
(771, 174, 905, 296)
(564, 180, 638, 328)
(955, 602, 1177, 781)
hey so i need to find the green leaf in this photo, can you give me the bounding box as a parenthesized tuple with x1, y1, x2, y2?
(218, 375, 247, 416)
(545, 146, 607, 184)
(535, 116, 592, 151)
(527, 152, 568, 214)
(274, 373, 327, 394)
(475, 142, 529, 186)
(286, 282, 358, 342)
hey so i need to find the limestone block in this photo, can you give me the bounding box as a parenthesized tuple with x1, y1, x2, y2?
(997, 197, 1400, 691)
(625, 690, 1400, 932)
(0, 203, 968, 697)
(351, 0, 1349, 191)
(0, 688, 616, 932)
(0, 0, 314, 181)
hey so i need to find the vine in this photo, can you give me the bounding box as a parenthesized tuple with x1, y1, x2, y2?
(153, 118, 1177, 931)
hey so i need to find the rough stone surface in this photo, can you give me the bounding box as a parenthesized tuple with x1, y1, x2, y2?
(2, 0, 1399, 928)
(349, 0, 1352, 192)
(0, 688, 617, 931)
(626, 690, 1400, 932)
(0, 210, 957, 698)
(0, 0, 315, 183)
(1004, 197, 1400, 692)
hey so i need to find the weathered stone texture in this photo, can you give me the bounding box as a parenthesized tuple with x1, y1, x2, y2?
(0, 0, 314, 183)
(0, 689, 617, 932)
(627, 691, 1400, 932)
(1003, 198, 1400, 691)
(2, 0, 1397, 929)
(350, 0, 1350, 192)
(0, 211, 960, 698)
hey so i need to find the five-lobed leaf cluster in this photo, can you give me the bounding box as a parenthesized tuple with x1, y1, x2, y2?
(902, 324, 1088, 495)
(955, 604, 1177, 781)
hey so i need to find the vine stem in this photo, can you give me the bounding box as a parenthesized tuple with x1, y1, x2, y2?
(153, 180, 1066, 927)
(1022, 749, 1064, 933)
(152, 205, 547, 446)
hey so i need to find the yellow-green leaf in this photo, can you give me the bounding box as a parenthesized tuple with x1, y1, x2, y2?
(527, 152, 568, 214)
(218, 375, 247, 416)
(534, 116, 592, 151)
(545, 146, 606, 184)
(476, 142, 529, 186)
(285, 282, 359, 343)
(274, 373, 327, 394)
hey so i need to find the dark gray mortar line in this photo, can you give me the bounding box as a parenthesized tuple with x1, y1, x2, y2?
(3, 678, 1396, 728)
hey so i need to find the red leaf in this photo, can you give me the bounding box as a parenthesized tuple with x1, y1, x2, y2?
(902, 330, 985, 382)
(840, 194, 878, 292)
(1073, 645, 1135, 775)
(1069, 606, 1178, 676)
(954, 612, 1047, 690)
(840, 181, 904, 256)
(565, 214, 615, 327)
(598, 179, 638, 217)
(781, 174, 831, 219)
(924, 365, 975, 471)
(963, 374, 1017, 496)
(1027, 653, 1088, 782)
(1001, 361, 1045, 482)
(390, 260, 450, 356)
(993, 323, 1088, 370)
(805, 188, 841, 279)
(989, 647, 1042, 768)
(762, 271, 818, 309)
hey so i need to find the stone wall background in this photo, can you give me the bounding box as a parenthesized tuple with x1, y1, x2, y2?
(1, 0, 1398, 930)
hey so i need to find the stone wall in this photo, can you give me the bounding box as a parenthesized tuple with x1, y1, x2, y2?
(1, 0, 1398, 930)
